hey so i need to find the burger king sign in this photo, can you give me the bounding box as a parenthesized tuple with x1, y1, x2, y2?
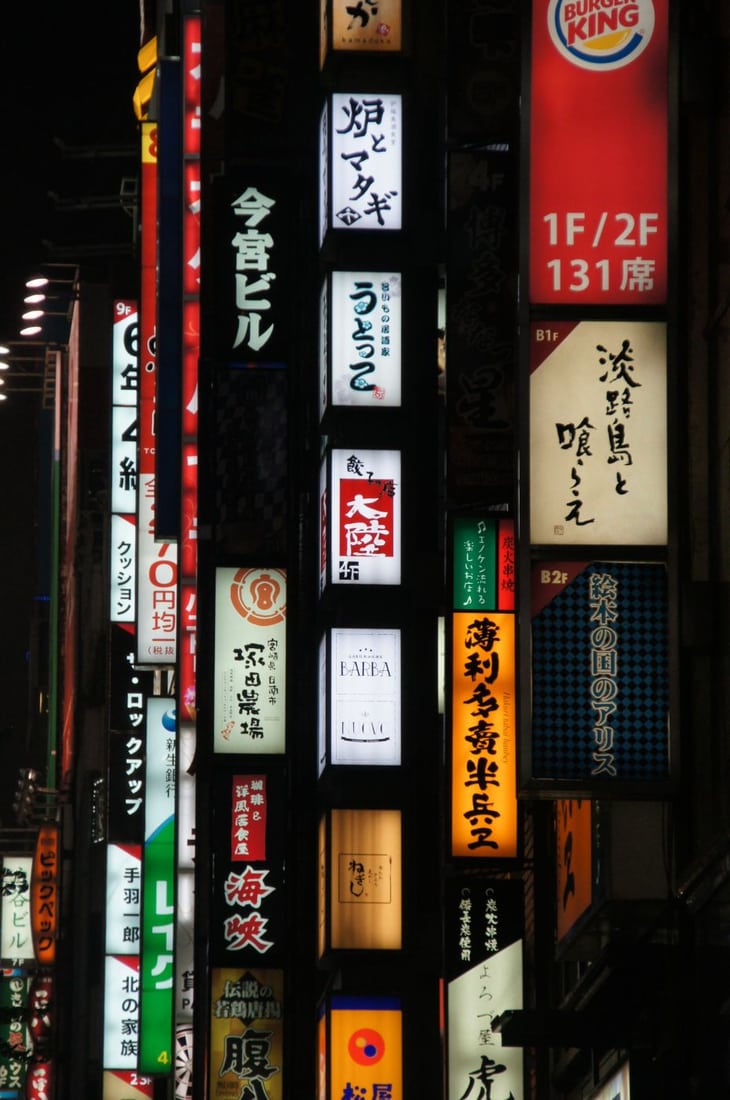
(548, 0, 655, 69)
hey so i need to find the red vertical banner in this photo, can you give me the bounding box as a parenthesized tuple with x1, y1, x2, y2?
(529, 0, 668, 305)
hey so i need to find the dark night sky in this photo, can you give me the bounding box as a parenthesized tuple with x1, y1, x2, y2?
(0, 4, 140, 793)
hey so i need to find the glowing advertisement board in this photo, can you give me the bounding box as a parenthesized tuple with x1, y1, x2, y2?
(328, 996, 402, 1100)
(209, 968, 283, 1100)
(1, 858, 32, 962)
(213, 567, 287, 754)
(326, 93, 402, 233)
(529, 321, 667, 546)
(325, 271, 402, 409)
(445, 878, 524, 1100)
(326, 0, 402, 54)
(529, 0, 668, 305)
(105, 843, 142, 956)
(321, 628, 402, 767)
(324, 810, 402, 951)
(103, 955, 140, 1070)
(529, 560, 670, 789)
(329, 449, 401, 586)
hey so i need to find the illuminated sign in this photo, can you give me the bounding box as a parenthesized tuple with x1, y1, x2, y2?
(328, 995, 402, 1100)
(213, 567, 287, 754)
(103, 955, 140, 1070)
(1, 858, 32, 962)
(530, 321, 667, 545)
(30, 824, 59, 966)
(103, 1070, 153, 1099)
(324, 809, 402, 951)
(529, 0, 668, 304)
(110, 302, 139, 623)
(451, 611, 518, 859)
(136, 122, 179, 666)
(530, 560, 670, 788)
(139, 698, 176, 1074)
(324, 271, 402, 410)
(329, 449, 401, 586)
(326, 0, 402, 54)
(452, 516, 515, 611)
(321, 628, 402, 767)
(231, 776, 267, 862)
(105, 844, 142, 955)
(209, 968, 283, 1100)
(322, 93, 403, 235)
(556, 799, 593, 942)
(445, 878, 523, 1100)
(111, 514, 137, 624)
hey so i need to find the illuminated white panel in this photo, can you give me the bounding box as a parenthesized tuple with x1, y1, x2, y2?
(330, 448, 401, 586)
(330, 93, 402, 231)
(330, 271, 402, 407)
(105, 843, 141, 955)
(330, 628, 401, 766)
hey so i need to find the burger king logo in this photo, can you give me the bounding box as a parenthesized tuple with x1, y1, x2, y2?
(548, 0, 655, 70)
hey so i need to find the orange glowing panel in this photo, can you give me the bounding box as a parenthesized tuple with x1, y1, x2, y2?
(31, 824, 59, 966)
(329, 809, 402, 950)
(329, 996, 402, 1100)
(451, 612, 518, 858)
(556, 799, 593, 942)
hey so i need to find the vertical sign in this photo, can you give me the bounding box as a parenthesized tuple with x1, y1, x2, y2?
(139, 698, 176, 1074)
(1, 859, 32, 962)
(328, 271, 402, 408)
(529, 0, 668, 305)
(208, 968, 284, 1100)
(330, 449, 401, 586)
(214, 567, 287, 754)
(328, 628, 401, 766)
(110, 301, 139, 624)
(529, 321, 667, 545)
(329, 93, 403, 231)
(137, 121, 178, 665)
(556, 799, 593, 942)
(328, 809, 402, 950)
(329, 996, 402, 1100)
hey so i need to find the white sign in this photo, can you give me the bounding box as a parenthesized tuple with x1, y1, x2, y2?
(530, 321, 667, 545)
(331, 93, 402, 231)
(330, 448, 401, 586)
(214, 567, 287, 753)
(105, 843, 141, 955)
(0, 857, 33, 961)
(330, 628, 401, 766)
(330, 271, 402, 407)
(136, 483, 178, 664)
(110, 513, 136, 623)
(103, 955, 140, 1069)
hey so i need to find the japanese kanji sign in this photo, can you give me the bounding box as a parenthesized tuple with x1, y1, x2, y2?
(529, 0, 668, 304)
(328, 449, 401, 587)
(529, 321, 667, 545)
(209, 968, 283, 1100)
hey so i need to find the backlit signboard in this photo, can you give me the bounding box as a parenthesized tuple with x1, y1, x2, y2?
(325, 271, 402, 409)
(327, 995, 402, 1100)
(103, 1070, 153, 1099)
(139, 698, 176, 1075)
(30, 824, 59, 966)
(556, 799, 593, 943)
(321, 628, 402, 767)
(529, 0, 668, 305)
(324, 809, 402, 951)
(329, 449, 401, 586)
(445, 878, 524, 1100)
(529, 561, 670, 790)
(213, 567, 287, 754)
(209, 968, 283, 1100)
(105, 844, 142, 955)
(529, 321, 667, 545)
(451, 612, 518, 859)
(452, 516, 515, 611)
(323, 93, 403, 234)
(1, 858, 32, 962)
(103, 955, 140, 1070)
(326, 0, 402, 54)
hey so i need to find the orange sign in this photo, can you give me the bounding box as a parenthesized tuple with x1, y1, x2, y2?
(329, 996, 402, 1100)
(451, 612, 518, 858)
(556, 799, 593, 941)
(31, 823, 59, 966)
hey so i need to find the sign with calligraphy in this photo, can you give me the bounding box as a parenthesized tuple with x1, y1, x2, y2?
(105, 844, 142, 956)
(214, 567, 287, 754)
(324, 270, 402, 410)
(529, 0, 668, 305)
(103, 955, 140, 1070)
(209, 968, 283, 1100)
(530, 321, 667, 545)
(555, 799, 593, 943)
(324, 809, 402, 951)
(529, 560, 670, 791)
(323, 93, 402, 234)
(453, 517, 515, 612)
(451, 611, 518, 860)
(445, 878, 524, 1100)
(327, 995, 402, 1100)
(325, 0, 402, 56)
(329, 449, 401, 586)
(0, 858, 32, 963)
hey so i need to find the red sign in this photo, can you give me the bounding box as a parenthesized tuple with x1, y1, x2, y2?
(231, 775, 267, 861)
(529, 0, 668, 305)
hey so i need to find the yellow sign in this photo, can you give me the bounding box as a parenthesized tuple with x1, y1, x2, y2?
(451, 611, 518, 858)
(209, 969, 284, 1100)
(331, 0, 402, 52)
(329, 996, 402, 1100)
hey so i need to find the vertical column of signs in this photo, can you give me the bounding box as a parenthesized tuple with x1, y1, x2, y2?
(524, 0, 673, 797)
